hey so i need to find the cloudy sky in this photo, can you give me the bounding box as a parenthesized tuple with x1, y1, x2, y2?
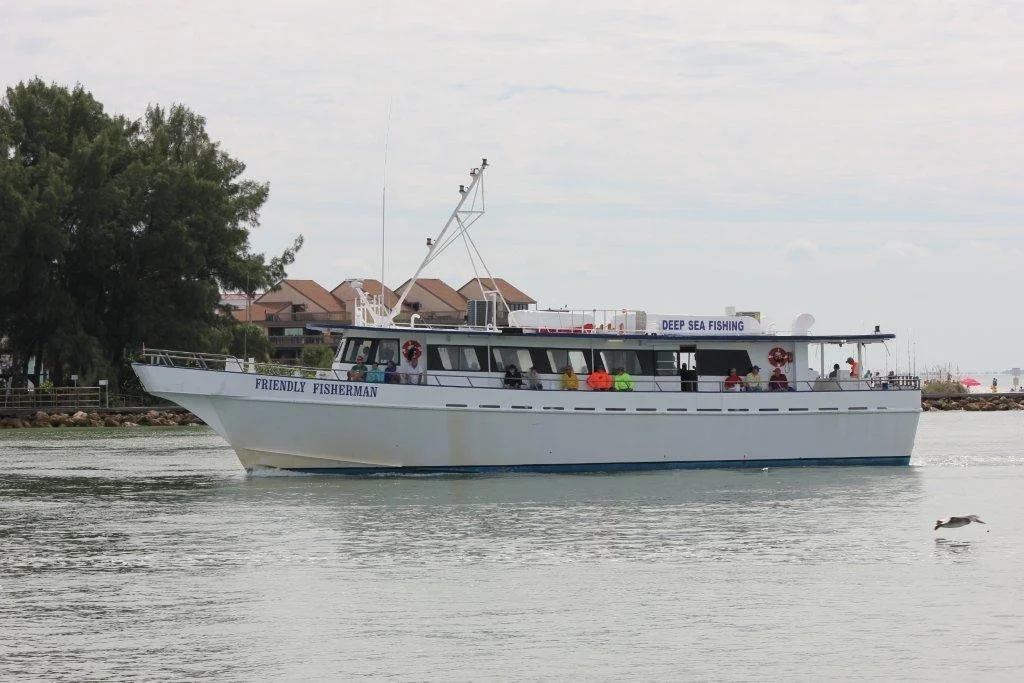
(5, 1, 1023, 371)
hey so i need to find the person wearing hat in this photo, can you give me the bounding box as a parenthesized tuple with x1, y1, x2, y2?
(846, 357, 859, 379)
(744, 365, 763, 391)
(723, 368, 743, 391)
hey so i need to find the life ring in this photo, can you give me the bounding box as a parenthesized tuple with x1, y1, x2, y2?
(402, 339, 422, 361)
(768, 347, 790, 367)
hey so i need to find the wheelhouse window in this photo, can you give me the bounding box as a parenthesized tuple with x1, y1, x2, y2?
(341, 338, 399, 364)
(427, 345, 488, 372)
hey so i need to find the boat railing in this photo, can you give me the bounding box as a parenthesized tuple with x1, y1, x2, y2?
(139, 350, 919, 393)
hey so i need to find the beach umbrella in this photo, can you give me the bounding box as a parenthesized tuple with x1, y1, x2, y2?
(960, 377, 981, 387)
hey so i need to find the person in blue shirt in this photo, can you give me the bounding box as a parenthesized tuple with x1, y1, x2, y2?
(366, 364, 385, 383)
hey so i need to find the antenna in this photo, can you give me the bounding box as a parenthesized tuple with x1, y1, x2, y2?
(381, 99, 392, 299)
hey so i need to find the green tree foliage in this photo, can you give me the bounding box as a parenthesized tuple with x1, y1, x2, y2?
(218, 322, 272, 362)
(0, 78, 300, 387)
(300, 345, 335, 369)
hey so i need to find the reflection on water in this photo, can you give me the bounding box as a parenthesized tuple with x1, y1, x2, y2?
(1, 416, 1023, 680)
(934, 538, 974, 555)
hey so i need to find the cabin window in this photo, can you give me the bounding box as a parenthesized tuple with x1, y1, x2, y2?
(694, 349, 753, 376)
(491, 347, 536, 374)
(595, 350, 654, 375)
(376, 339, 400, 365)
(427, 345, 488, 372)
(545, 349, 591, 375)
(341, 338, 375, 363)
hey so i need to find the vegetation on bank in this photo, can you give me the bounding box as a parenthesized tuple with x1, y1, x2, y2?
(0, 78, 301, 391)
(921, 380, 969, 396)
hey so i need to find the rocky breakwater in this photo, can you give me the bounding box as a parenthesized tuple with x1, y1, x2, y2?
(923, 394, 1024, 412)
(0, 409, 204, 428)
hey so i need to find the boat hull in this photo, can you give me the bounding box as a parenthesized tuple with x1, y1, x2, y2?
(134, 364, 920, 474)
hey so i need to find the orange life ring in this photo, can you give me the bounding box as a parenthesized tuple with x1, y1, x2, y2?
(402, 339, 422, 361)
(768, 347, 790, 367)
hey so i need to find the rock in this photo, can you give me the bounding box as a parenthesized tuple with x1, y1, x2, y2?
(103, 417, 120, 427)
(121, 421, 139, 428)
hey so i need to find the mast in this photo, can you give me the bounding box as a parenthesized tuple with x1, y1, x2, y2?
(385, 158, 490, 324)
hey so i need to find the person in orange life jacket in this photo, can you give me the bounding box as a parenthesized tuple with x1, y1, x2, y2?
(587, 365, 613, 391)
(723, 368, 743, 391)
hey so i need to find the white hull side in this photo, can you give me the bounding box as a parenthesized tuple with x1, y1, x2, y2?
(134, 365, 920, 472)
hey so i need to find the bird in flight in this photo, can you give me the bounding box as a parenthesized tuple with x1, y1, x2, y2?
(934, 515, 985, 531)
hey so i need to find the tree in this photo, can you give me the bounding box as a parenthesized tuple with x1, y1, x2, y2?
(300, 345, 335, 369)
(0, 78, 300, 387)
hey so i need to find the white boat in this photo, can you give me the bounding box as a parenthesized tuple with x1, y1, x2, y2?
(133, 159, 921, 474)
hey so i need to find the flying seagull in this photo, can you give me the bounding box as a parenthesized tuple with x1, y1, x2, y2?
(934, 515, 985, 531)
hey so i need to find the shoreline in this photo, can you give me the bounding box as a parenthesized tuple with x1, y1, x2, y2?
(2, 394, 1022, 429)
(0, 409, 204, 429)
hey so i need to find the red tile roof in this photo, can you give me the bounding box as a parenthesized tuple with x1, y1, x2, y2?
(257, 279, 345, 313)
(331, 279, 405, 310)
(394, 278, 467, 312)
(456, 277, 536, 305)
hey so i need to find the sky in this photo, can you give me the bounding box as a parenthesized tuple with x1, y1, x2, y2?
(4, 1, 1023, 371)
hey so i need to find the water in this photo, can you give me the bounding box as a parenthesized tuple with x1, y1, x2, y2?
(1, 414, 1022, 681)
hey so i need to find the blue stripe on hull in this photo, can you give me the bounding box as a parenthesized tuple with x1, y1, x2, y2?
(277, 455, 911, 476)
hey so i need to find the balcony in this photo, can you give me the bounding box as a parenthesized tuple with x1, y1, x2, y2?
(264, 311, 350, 324)
(267, 335, 336, 348)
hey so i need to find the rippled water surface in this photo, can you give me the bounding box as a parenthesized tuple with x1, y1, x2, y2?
(2, 413, 1023, 681)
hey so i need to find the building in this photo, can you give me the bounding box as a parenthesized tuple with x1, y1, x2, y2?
(231, 280, 346, 362)
(391, 278, 468, 326)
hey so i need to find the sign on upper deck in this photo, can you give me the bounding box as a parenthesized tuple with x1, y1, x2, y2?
(647, 315, 762, 336)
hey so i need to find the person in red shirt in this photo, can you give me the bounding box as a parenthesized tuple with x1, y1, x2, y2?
(768, 367, 790, 391)
(723, 368, 742, 391)
(586, 366, 613, 391)
(846, 357, 860, 379)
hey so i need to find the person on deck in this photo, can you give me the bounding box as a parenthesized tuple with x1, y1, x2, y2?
(560, 365, 579, 390)
(365, 363, 385, 383)
(613, 367, 635, 391)
(527, 367, 543, 390)
(403, 355, 425, 385)
(348, 355, 368, 381)
(828, 363, 841, 379)
(846, 357, 860, 379)
(744, 365, 763, 391)
(587, 366, 613, 391)
(768, 367, 790, 391)
(679, 363, 698, 392)
(384, 360, 399, 384)
(503, 364, 523, 389)
(723, 368, 743, 391)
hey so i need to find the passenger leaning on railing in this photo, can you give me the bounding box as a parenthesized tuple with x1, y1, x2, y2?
(744, 365, 763, 392)
(613, 367, 634, 391)
(366, 363, 385, 383)
(403, 355, 425, 385)
(560, 365, 579, 390)
(587, 366, 613, 391)
(768, 367, 791, 391)
(384, 360, 400, 384)
(503, 364, 523, 389)
(723, 369, 743, 392)
(348, 355, 368, 381)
